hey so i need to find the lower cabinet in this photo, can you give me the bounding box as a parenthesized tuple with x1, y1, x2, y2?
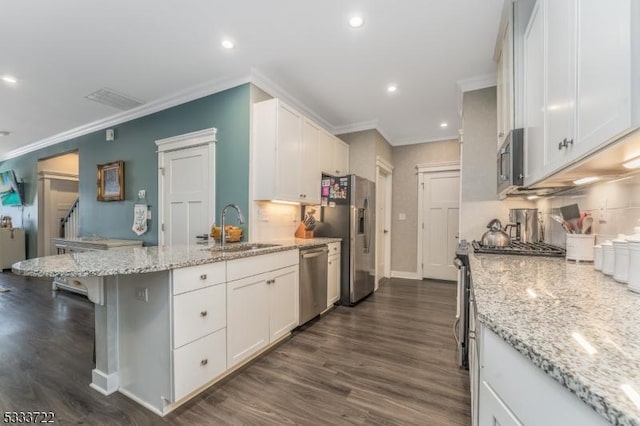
(476, 325, 610, 426)
(226, 250, 299, 369)
(173, 328, 226, 401)
(327, 242, 341, 306)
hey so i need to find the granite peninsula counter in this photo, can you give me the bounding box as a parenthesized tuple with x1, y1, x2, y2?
(12, 237, 340, 278)
(11, 237, 341, 415)
(470, 252, 640, 426)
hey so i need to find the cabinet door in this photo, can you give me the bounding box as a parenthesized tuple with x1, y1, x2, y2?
(334, 138, 349, 175)
(269, 265, 299, 342)
(327, 254, 340, 306)
(479, 381, 524, 426)
(523, 1, 545, 186)
(319, 130, 335, 175)
(275, 102, 303, 201)
(227, 272, 270, 368)
(497, 13, 514, 147)
(544, 0, 575, 171)
(575, 0, 631, 157)
(301, 118, 321, 204)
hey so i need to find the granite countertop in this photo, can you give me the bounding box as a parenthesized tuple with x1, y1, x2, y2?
(51, 236, 144, 249)
(12, 237, 341, 278)
(470, 252, 640, 426)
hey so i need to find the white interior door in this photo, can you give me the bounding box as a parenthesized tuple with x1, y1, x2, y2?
(160, 145, 211, 246)
(421, 170, 460, 281)
(376, 171, 387, 287)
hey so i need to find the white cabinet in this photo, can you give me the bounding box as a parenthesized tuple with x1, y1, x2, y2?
(301, 118, 322, 204)
(226, 250, 299, 368)
(327, 242, 341, 306)
(523, 0, 546, 185)
(523, 0, 635, 186)
(478, 325, 610, 426)
(496, 3, 514, 147)
(468, 294, 480, 426)
(333, 137, 349, 176)
(319, 130, 350, 176)
(253, 99, 324, 204)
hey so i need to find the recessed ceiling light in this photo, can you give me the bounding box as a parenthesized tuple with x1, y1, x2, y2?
(0, 131, 11, 137)
(349, 16, 364, 28)
(387, 85, 397, 93)
(573, 176, 600, 186)
(1, 76, 17, 84)
(221, 39, 235, 49)
(440, 122, 448, 128)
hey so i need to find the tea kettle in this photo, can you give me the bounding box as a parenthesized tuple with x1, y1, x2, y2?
(481, 219, 511, 247)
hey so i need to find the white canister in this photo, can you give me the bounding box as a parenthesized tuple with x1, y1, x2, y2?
(602, 240, 614, 276)
(594, 244, 603, 270)
(627, 235, 640, 293)
(566, 234, 596, 262)
(613, 237, 629, 283)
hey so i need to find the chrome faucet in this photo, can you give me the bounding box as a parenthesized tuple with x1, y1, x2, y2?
(220, 204, 245, 248)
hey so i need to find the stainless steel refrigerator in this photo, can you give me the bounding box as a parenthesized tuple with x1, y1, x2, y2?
(313, 175, 375, 305)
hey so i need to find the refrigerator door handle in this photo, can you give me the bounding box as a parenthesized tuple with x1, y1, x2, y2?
(363, 195, 371, 254)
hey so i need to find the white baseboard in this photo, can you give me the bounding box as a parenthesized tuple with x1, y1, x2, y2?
(90, 368, 119, 395)
(390, 270, 420, 280)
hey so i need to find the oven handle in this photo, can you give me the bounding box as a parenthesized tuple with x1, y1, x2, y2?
(453, 317, 460, 345)
(454, 257, 463, 269)
(499, 149, 507, 180)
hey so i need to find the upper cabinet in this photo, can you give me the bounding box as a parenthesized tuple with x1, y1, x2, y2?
(319, 129, 350, 176)
(253, 99, 328, 204)
(522, 0, 637, 186)
(496, 2, 514, 148)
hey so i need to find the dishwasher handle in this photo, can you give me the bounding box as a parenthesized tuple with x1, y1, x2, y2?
(301, 248, 329, 259)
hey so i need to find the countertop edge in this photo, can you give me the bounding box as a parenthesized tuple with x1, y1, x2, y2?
(477, 312, 626, 426)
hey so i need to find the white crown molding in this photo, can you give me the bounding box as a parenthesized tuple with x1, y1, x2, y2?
(249, 67, 334, 131)
(155, 128, 217, 153)
(332, 119, 379, 136)
(376, 155, 394, 172)
(392, 134, 460, 147)
(1, 75, 250, 161)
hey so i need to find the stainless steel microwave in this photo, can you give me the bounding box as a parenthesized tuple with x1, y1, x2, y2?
(497, 128, 524, 197)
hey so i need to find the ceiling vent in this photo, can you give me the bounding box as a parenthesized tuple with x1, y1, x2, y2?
(85, 88, 144, 111)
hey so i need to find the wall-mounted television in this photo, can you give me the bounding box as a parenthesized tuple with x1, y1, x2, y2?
(0, 170, 23, 206)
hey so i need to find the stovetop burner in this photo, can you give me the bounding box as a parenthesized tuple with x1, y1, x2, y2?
(472, 240, 565, 257)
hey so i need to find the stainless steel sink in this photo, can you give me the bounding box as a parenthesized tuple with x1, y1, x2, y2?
(204, 243, 280, 253)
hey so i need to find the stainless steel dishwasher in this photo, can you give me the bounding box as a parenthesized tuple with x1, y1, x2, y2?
(299, 246, 329, 325)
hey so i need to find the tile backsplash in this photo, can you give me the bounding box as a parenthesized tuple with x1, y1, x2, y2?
(250, 201, 300, 241)
(536, 174, 640, 246)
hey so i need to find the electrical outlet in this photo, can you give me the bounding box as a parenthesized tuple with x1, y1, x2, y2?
(135, 287, 148, 302)
(399, 213, 406, 221)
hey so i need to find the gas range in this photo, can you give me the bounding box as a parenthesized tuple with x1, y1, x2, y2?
(471, 240, 565, 257)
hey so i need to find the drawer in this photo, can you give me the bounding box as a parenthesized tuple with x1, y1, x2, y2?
(328, 242, 341, 255)
(172, 262, 225, 295)
(173, 284, 225, 348)
(227, 249, 298, 282)
(173, 328, 226, 401)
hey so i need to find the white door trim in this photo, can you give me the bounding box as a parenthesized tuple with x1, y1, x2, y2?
(375, 156, 393, 288)
(416, 162, 460, 279)
(156, 128, 217, 246)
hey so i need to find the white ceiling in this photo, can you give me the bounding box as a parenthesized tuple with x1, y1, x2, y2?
(0, 0, 503, 158)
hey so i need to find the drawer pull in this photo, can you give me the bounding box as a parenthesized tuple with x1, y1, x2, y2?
(200, 274, 207, 280)
(200, 310, 208, 317)
(200, 358, 208, 366)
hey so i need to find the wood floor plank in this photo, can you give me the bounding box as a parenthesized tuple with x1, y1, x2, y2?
(0, 273, 470, 425)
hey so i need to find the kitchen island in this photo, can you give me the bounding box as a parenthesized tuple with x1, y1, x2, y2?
(469, 253, 640, 426)
(12, 238, 340, 415)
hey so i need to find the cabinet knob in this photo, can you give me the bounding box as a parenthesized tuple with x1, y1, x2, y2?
(200, 359, 208, 366)
(200, 310, 208, 317)
(498, 132, 504, 138)
(566, 138, 574, 146)
(558, 140, 565, 150)
(335, 170, 340, 174)
(200, 274, 207, 280)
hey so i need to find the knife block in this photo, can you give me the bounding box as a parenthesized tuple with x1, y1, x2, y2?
(295, 223, 314, 239)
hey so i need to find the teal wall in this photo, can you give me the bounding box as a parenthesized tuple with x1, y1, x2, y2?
(0, 84, 251, 259)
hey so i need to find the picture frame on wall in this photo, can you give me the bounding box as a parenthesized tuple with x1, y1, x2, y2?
(97, 160, 124, 201)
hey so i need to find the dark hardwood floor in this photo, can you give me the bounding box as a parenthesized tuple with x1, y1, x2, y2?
(0, 273, 470, 425)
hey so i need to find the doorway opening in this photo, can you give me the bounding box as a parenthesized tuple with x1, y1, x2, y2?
(375, 156, 393, 289)
(37, 151, 79, 257)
